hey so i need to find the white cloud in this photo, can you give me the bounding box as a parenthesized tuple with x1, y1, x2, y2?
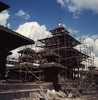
(57, 0, 98, 14)
(16, 10, 30, 20)
(7, 23, 11, 28)
(90, 34, 98, 40)
(7, 48, 19, 59)
(75, 37, 98, 67)
(94, 57, 98, 67)
(57, 0, 65, 7)
(16, 10, 26, 16)
(83, 38, 95, 47)
(9, 21, 51, 58)
(0, 10, 10, 26)
(16, 22, 51, 41)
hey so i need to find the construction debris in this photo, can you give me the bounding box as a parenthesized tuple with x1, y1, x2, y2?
(12, 88, 98, 100)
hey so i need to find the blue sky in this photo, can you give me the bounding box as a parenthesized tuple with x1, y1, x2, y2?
(1, 0, 98, 66)
(1, 0, 98, 34)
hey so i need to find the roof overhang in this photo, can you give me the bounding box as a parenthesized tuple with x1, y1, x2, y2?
(0, 25, 35, 51)
(0, 2, 10, 12)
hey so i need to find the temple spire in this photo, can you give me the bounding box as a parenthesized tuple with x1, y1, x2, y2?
(57, 18, 62, 28)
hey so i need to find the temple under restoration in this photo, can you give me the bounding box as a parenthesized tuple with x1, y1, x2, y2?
(7, 20, 95, 91)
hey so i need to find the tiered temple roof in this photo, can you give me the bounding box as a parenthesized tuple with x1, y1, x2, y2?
(38, 25, 87, 65)
(37, 22, 89, 79)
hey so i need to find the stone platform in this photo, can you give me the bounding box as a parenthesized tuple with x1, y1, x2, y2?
(0, 82, 53, 100)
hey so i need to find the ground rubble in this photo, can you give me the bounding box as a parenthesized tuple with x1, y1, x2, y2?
(13, 88, 98, 100)
(12, 80, 98, 100)
(13, 89, 80, 100)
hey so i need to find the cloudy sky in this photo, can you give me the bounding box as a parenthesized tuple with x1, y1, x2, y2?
(1, 0, 98, 66)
